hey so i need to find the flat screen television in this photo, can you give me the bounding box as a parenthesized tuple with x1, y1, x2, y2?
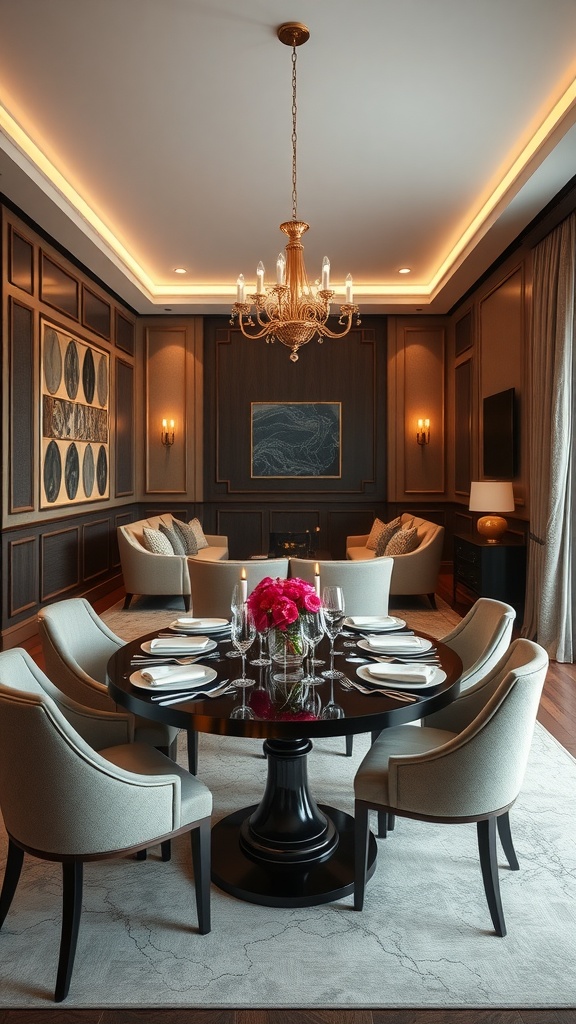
(483, 387, 517, 478)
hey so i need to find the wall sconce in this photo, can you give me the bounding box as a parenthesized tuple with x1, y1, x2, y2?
(161, 419, 175, 447)
(469, 480, 515, 543)
(416, 418, 430, 445)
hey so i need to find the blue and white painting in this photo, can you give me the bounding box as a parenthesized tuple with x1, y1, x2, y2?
(251, 402, 341, 478)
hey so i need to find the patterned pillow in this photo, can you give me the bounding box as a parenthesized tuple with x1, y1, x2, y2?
(365, 518, 385, 551)
(172, 518, 199, 556)
(159, 522, 186, 555)
(142, 527, 174, 555)
(188, 517, 209, 551)
(374, 517, 402, 556)
(384, 525, 420, 556)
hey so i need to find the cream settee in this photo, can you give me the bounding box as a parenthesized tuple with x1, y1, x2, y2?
(118, 514, 228, 610)
(346, 513, 444, 607)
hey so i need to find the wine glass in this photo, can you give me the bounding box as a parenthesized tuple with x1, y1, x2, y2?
(301, 610, 325, 684)
(250, 626, 271, 667)
(229, 603, 256, 720)
(226, 582, 245, 658)
(321, 586, 346, 680)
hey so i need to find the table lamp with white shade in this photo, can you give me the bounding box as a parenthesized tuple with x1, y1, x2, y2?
(469, 481, 515, 543)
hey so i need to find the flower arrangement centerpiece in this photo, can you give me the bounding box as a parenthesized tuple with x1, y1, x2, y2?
(247, 576, 321, 685)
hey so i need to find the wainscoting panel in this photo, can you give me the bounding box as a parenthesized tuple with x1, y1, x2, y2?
(9, 299, 35, 513)
(115, 358, 135, 497)
(8, 536, 38, 617)
(41, 526, 81, 601)
(214, 509, 265, 560)
(83, 517, 111, 582)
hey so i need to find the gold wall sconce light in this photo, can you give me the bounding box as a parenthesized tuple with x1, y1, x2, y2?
(416, 418, 430, 445)
(161, 419, 175, 447)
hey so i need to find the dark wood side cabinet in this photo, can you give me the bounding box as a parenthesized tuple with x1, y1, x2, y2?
(453, 533, 526, 619)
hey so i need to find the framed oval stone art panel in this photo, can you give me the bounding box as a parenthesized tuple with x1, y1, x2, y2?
(41, 319, 109, 507)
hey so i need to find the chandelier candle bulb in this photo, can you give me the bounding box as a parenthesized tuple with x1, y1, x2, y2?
(277, 253, 286, 285)
(240, 567, 248, 603)
(346, 274, 353, 302)
(256, 262, 265, 293)
(236, 275, 245, 302)
(321, 257, 330, 291)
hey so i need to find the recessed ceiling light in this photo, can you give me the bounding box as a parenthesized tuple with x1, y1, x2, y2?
(173, 267, 187, 274)
(398, 267, 411, 274)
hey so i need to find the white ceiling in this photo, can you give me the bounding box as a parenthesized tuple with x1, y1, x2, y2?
(1, 0, 576, 317)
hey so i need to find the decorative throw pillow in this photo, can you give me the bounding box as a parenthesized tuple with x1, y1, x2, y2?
(384, 525, 420, 557)
(172, 518, 199, 556)
(159, 522, 187, 556)
(374, 516, 402, 556)
(365, 518, 385, 551)
(188, 517, 209, 550)
(142, 527, 174, 555)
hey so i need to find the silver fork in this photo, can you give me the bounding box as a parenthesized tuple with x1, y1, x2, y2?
(340, 678, 418, 703)
(151, 680, 233, 705)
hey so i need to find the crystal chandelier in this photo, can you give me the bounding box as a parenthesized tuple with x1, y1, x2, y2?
(230, 22, 361, 362)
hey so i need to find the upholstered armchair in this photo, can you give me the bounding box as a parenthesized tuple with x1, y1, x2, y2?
(187, 558, 290, 618)
(353, 638, 549, 936)
(0, 648, 212, 1002)
(37, 598, 184, 766)
(289, 556, 394, 617)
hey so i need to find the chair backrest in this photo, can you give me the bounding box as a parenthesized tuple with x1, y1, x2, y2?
(187, 558, 290, 618)
(0, 648, 177, 855)
(441, 597, 516, 692)
(389, 638, 549, 819)
(38, 598, 123, 711)
(289, 557, 394, 616)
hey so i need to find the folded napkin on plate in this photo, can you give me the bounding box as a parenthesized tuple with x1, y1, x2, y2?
(140, 665, 208, 686)
(349, 615, 396, 627)
(367, 663, 437, 684)
(149, 636, 211, 650)
(175, 617, 205, 627)
(366, 634, 423, 650)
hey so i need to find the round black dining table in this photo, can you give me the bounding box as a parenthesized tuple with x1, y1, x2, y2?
(107, 628, 462, 909)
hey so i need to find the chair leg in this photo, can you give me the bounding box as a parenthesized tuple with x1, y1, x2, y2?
(184, 595, 192, 612)
(168, 735, 179, 761)
(377, 811, 388, 838)
(187, 729, 199, 775)
(497, 811, 519, 870)
(354, 802, 370, 911)
(0, 839, 24, 927)
(55, 862, 83, 1002)
(135, 849, 147, 860)
(161, 841, 172, 861)
(123, 593, 133, 610)
(477, 818, 506, 937)
(345, 734, 353, 757)
(428, 593, 437, 609)
(191, 820, 211, 934)
(371, 729, 381, 746)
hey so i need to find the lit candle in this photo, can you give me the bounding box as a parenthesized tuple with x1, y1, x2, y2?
(240, 567, 247, 603)
(162, 419, 167, 429)
(345, 273, 353, 303)
(169, 419, 174, 430)
(314, 562, 321, 597)
(256, 261, 265, 294)
(236, 274, 245, 302)
(321, 256, 330, 291)
(276, 253, 286, 285)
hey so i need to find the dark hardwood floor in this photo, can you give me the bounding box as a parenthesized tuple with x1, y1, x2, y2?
(4, 579, 575, 1024)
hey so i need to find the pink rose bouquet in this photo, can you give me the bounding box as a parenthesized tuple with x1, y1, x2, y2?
(247, 576, 321, 633)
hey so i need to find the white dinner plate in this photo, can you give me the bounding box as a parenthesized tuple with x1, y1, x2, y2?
(168, 617, 229, 634)
(129, 666, 218, 692)
(356, 664, 446, 690)
(344, 615, 406, 633)
(357, 636, 433, 655)
(140, 638, 217, 656)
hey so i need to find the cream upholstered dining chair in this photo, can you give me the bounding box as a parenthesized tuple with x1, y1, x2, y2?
(289, 556, 394, 616)
(353, 638, 549, 936)
(0, 648, 212, 1002)
(187, 557, 290, 618)
(37, 598, 186, 769)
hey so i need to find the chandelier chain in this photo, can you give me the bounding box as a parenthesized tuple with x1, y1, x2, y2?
(291, 45, 298, 221)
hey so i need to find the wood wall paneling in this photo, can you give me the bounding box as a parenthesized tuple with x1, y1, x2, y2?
(145, 327, 188, 494)
(402, 327, 445, 494)
(9, 300, 35, 512)
(82, 286, 111, 340)
(40, 526, 80, 601)
(40, 252, 79, 319)
(455, 359, 472, 495)
(455, 309, 473, 356)
(82, 517, 111, 581)
(8, 536, 38, 617)
(215, 509, 265, 560)
(9, 227, 34, 294)
(113, 509, 139, 568)
(115, 311, 135, 356)
(115, 358, 135, 497)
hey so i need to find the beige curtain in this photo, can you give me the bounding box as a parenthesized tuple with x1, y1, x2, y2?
(523, 212, 576, 661)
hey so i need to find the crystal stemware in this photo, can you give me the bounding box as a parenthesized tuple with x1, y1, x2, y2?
(321, 585, 346, 681)
(301, 610, 325, 684)
(229, 603, 256, 720)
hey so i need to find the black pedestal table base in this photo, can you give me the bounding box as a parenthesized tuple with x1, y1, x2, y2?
(210, 736, 377, 907)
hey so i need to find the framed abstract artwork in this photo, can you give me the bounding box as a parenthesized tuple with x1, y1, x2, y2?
(251, 402, 341, 478)
(40, 320, 109, 507)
